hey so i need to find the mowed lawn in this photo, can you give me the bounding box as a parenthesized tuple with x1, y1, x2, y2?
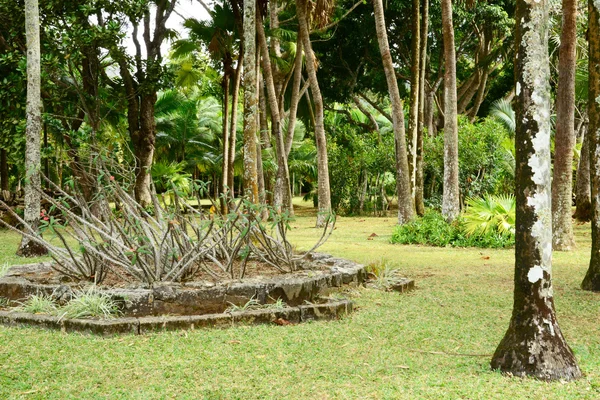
(0, 199, 599, 399)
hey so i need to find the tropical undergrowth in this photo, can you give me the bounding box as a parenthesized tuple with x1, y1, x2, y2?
(391, 204, 515, 249)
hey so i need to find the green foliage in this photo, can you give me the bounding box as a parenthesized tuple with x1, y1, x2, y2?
(390, 210, 514, 249)
(15, 294, 58, 314)
(151, 161, 192, 195)
(424, 116, 515, 202)
(58, 286, 121, 320)
(365, 259, 405, 290)
(0, 262, 10, 278)
(463, 194, 516, 236)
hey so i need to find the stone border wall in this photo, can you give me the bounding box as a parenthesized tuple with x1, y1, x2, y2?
(0, 300, 353, 336)
(0, 253, 366, 316)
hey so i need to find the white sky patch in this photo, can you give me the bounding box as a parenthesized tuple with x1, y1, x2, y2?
(123, 0, 212, 57)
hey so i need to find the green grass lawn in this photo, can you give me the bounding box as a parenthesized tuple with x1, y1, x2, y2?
(1, 200, 599, 399)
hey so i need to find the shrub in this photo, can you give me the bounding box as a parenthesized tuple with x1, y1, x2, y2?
(424, 116, 515, 201)
(390, 210, 514, 249)
(365, 259, 406, 290)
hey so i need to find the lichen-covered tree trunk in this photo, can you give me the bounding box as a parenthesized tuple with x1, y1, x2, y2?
(490, 0, 581, 380)
(372, 0, 414, 224)
(415, 0, 429, 216)
(18, 0, 47, 257)
(581, 0, 600, 291)
(551, 0, 578, 251)
(297, 0, 332, 226)
(441, 0, 460, 222)
(407, 0, 420, 203)
(574, 123, 591, 221)
(242, 0, 259, 203)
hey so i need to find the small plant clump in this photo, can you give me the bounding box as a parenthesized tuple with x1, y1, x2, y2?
(390, 210, 514, 249)
(15, 294, 58, 314)
(6, 287, 120, 320)
(0, 262, 11, 278)
(224, 297, 287, 313)
(58, 287, 121, 320)
(365, 259, 407, 290)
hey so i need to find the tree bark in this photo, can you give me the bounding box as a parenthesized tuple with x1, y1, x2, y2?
(227, 51, 243, 196)
(415, 0, 429, 216)
(297, 0, 332, 226)
(221, 72, 231, 212)
(581, 0, 600, 291)
(1, 148, 8, 192)
(257, 14, 292, 213)
(574, 122, 591, 221)
(372, 0, 414, 224)
(408, 0, 420, 203)
(551, 0, 578, 251)
(18, 0, 47, 256)
(242, 0, 259, 203)
(490, 0, 581, 380)
(441, 0, 460, 222)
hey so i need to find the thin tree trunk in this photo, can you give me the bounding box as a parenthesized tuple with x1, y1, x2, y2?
(297, 0, 332, 226)
(551, 0, 578, 251)
(0, 148, 8, 192)
(415, 0, 429, 216)
(581, 0, 600, 290)
(43, 122, 49, 189)
(18, 0, 47, 256)
(372, 0, 414, 224)
(221, 73, 231, 212)
(490, 0, 581, 380)
(242, 0, 259, 203)
(441, 0, 460, 222)
(259, 77, 274, 206)
(574, 121, 591, 221)
(407, 0, 420, 202)
(228, 51, 243, 193)
(285, 38, 304, 156)
(469, 69, 489, 121)
(257, 14, 292, 213)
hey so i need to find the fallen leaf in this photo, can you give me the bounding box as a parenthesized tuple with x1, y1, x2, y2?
(274, 318, 292, 326)
(481, 256, 490, 260)
(228, 340, 241, 344)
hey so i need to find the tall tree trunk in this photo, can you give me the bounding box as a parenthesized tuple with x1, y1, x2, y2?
(257, 14, 292, 213)
(372, 0, 414, 224)
(581, 0, 600, 290)
(441, 0, 460, 222)
(259, 77, 274, 206)
(415, 0, 429, 216)
(574, 122, 591, 221)
(18, 0, 47, 256)
(490, 0, 581, 380)
(407, 0, 420, 203)
(0, 148, 8, 192)
(297, 0, 332, 226)
(221, 73, 231, 212)
(285, 39, 304, 157)
(242, 0, 259, 203)
(133, 94, 156, 207)
(551, 0, 578, 251)
(228, 51, 243, 193)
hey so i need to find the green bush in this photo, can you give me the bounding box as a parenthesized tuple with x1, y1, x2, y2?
(424, 116, 515, 200)
(390, 210, 514, 249)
